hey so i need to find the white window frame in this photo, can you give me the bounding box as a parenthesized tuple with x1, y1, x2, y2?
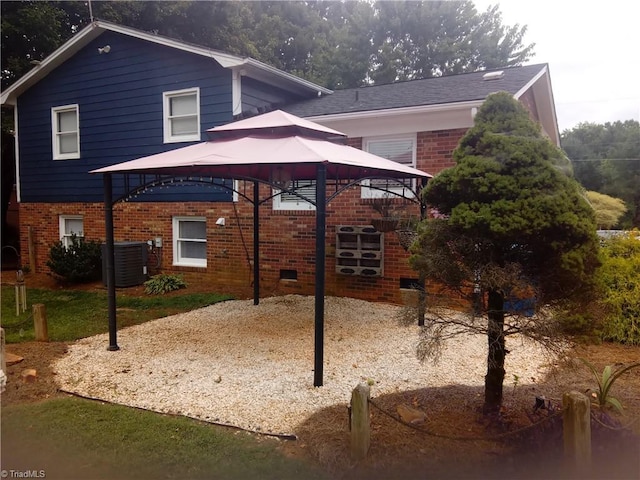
(272, 181, 316, 211)
(361, 134, 417, 199)
(172, 216, 207, 267)
(59, 215, 84, 248)
(163, 88, 201, 143)
(52, 104, 80, 160)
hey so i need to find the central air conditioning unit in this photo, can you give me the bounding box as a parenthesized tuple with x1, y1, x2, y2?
(102, 242, 148, 287)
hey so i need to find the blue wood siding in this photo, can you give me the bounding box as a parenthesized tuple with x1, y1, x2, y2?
(241, 77, 302, 115)
(18, 31, 235, 203)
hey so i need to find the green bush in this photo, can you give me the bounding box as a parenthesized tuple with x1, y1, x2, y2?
(46, 234, 102, 284)
(144, 274, 187, 295)
(597, 231, 640, 345)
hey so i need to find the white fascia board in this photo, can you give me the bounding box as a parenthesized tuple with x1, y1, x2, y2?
(304, 100, 485, 124)
(99, 21, 245, 68)
(307, 101, 484, 138)
(104, 23, 331, 95)
(514, 64, 560, 146)
(513, 64, 547, 100)
(1, 24, 103, 105)
(242, 59, 332, 95)
(1, 19, 331, 105)
(14, 108, 21, 202)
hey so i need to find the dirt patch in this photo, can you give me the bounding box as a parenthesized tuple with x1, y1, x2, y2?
(2, 341, 69, 406)
(2, 273, 639, 478)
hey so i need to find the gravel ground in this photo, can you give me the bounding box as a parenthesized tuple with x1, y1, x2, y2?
(53, 295, 555, 436)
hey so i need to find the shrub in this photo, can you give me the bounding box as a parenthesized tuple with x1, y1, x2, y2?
(46, 234, 103, 284)
(597, 231, 640, 345)
(144, 274, 187, 295)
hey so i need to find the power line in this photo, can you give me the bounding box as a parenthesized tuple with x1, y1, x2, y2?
(569, 158, 640, 163)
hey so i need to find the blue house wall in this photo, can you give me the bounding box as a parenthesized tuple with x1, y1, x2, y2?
(18, 31, 239, 203)
(241, 77, 296, 114)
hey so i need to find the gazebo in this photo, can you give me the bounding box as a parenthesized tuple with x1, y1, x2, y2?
(92, 110, 431, 386)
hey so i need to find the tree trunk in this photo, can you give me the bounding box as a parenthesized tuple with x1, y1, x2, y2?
(484, 288, 506, 415)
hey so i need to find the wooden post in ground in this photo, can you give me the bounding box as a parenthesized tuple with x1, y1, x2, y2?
(563, 390, 591, 475)
(15, 270, 27, 315)
(350, 383, 371, 460)
(1, 327, 6, 375)
(33, 304, 48, 342)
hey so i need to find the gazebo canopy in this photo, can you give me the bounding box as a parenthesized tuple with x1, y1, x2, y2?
(92, 110, 430, 184)
(93, 110, 431, 387)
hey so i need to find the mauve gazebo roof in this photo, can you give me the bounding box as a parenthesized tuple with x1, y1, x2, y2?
(92, 110, 431, 183)
(94, 110, 431, 387)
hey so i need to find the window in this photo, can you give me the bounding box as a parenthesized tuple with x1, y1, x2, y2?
(272, 181, 316, 211)
(52, 105, 80, 159)
(59, 215, 83, 248)
(163, 88, 200, 143)
(362, 135, 416, 198)
(173, 217, 207, 267)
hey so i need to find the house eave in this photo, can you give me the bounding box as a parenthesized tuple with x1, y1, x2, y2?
(514, 64, 560, 146)
(1, 19, 330, 106)
(303, 100, 486, 123)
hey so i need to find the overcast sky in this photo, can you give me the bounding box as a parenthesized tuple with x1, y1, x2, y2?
(474, 0, 640, 132)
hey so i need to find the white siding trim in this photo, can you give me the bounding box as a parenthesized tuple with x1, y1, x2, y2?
(14, 107, 21, 202)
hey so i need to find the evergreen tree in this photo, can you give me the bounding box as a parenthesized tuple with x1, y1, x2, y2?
(412, 92, 600, 414)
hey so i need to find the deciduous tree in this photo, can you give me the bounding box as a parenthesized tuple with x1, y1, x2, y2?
(585, 191, 627, 229)
(562, 120, 640, 227)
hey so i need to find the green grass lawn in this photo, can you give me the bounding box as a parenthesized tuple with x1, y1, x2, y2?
(1, 286, 233, 343)
(2, 397, 327, 480)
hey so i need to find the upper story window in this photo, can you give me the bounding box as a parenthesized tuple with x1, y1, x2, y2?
(52, 105, 80, 160)
(59, 215, 83, 248)
(362, 134, 417, 199)
(273, 181, 316, 211)
(173, 216, 207, 267)
(163, 88, 201, 143)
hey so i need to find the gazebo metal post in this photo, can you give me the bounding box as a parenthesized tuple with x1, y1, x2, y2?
(103, 174, 119, 351)
(253, 181, 260, 305)
(417, 178, 428, 327)
(313, 163, 327, 387)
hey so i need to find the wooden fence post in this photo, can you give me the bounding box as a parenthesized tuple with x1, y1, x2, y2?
(33, 303, 48, 342)
(350, 383, 371, 460)
(563, 390, 591, 475)
(1, 327, 6, 375)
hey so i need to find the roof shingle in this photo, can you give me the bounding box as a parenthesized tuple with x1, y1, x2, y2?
(283, 64, 546, 118)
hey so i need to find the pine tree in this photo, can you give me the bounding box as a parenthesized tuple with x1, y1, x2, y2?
(412, 92, 600, 414)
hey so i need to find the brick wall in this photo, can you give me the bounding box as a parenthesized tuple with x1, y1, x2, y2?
(19, 127, 467, 303)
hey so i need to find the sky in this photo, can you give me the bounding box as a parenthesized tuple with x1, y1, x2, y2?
(474, 0, 640, 132)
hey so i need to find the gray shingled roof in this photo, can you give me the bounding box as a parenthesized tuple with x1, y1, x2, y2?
(283, 64, 546, 117)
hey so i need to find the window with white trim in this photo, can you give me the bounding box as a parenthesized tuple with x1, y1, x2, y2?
(59, 215, 84, 248)
(52, 105, 80, 160)
(273, 181, 316, 211)
(163, 88, 201, 143)
(362, 134, 416, 198)
(173, 217, 207, 267)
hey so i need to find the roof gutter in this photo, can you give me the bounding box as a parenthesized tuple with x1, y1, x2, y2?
(302, 99, 486, 122)
(1, 19, 331, 105)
